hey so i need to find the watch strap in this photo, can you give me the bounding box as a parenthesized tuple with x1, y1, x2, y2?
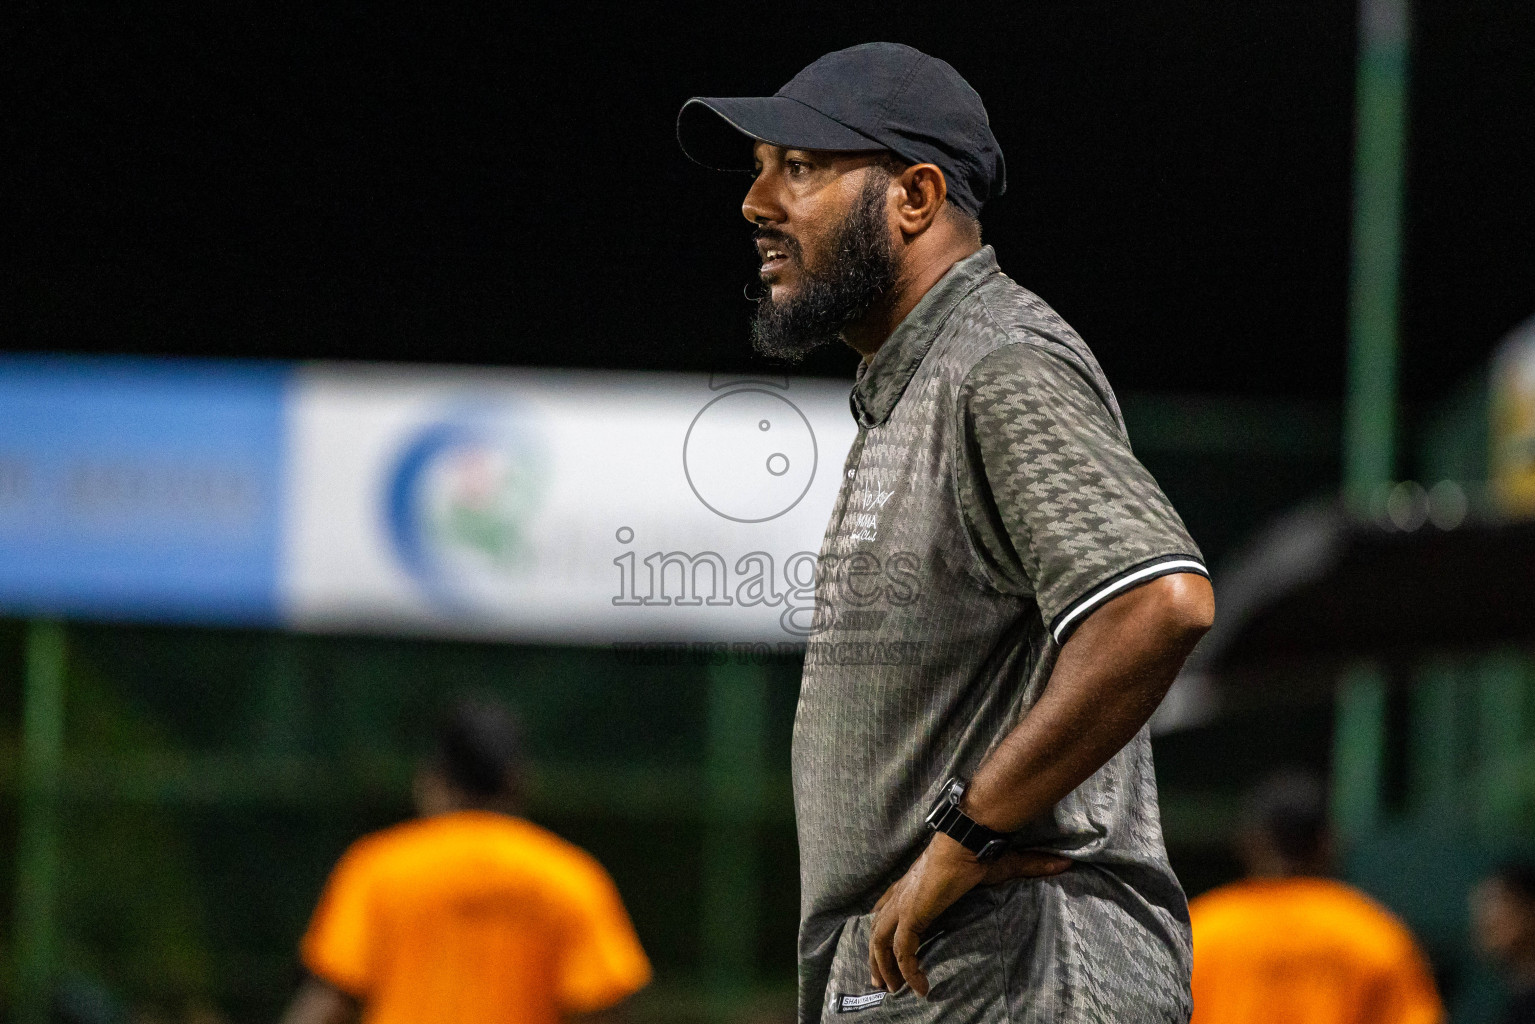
(924, 776, 1008, 861)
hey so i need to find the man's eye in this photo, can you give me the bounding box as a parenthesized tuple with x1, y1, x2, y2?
(786, 160, 809, 175)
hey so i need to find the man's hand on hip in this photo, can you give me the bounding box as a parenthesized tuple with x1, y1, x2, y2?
(867, 834, 1070, 997)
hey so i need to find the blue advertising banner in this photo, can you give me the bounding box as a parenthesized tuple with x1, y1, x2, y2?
(0, 356, 289, 624)
(0, 356, 859, 641)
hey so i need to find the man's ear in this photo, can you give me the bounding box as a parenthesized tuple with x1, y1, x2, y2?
(892, 163, 948, 236)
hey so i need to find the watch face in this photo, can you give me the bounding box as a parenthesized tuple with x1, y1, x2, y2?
(977, 838, 1009, 862)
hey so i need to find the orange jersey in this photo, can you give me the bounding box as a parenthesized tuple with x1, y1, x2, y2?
(301, 810, 651, 1024)
(1189, 876, 1442, 1024)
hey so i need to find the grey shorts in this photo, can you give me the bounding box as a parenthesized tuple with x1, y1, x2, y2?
(817, 867, 1192, 1024)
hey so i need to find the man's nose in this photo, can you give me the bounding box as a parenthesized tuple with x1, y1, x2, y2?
(742, 171, 784, 226)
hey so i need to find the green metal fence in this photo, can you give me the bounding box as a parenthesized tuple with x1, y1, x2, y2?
(0, 621, 803, 1023)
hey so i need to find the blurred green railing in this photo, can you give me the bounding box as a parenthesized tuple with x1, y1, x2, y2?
(2, 623, 800, 1023)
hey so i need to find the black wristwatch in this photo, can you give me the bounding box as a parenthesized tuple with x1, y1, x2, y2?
(924, 776, 1009, 862)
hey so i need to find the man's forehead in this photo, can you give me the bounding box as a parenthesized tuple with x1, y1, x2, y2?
(752, 140, 821, 159)
(752, 140, 891, 165)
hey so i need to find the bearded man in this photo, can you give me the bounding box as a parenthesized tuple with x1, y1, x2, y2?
(678, 42, 1215, 1024)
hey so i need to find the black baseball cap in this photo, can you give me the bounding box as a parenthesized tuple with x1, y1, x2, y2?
(677, 42, 1005, 218)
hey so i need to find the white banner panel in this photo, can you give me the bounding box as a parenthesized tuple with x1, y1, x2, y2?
(283, 365, 858, 643)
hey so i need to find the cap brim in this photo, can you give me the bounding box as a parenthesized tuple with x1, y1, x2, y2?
(676, 96, 886, 170)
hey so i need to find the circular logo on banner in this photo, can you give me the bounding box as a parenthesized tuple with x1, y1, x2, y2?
(386, 408, 548, 609)
(683, 388, 817, 523)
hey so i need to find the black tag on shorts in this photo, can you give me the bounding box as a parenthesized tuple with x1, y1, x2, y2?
(833, 990, 886, 1013)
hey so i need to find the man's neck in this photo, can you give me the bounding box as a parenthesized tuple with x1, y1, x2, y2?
(843, 240, 982, 363)
(427, 796, 520, 817)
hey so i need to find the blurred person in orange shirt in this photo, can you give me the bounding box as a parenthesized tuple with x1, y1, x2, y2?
(1471, 861, 1535, 1024)
(278, 698, 651, 1024)
(1188, 771, 1442, 1024)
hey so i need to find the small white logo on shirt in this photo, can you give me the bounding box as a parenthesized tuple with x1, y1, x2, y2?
(847, 487, 896, 541)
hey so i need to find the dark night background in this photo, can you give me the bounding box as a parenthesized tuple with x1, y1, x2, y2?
(3, 5, 1533, 1019)
(7, 2, 1533, 426)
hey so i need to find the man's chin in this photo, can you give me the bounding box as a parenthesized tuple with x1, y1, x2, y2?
(750, 334, 833, 365)
(749, 313, 841, 364)
(762, 276, 798, 304)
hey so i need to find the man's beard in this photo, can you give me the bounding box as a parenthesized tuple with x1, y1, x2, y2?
(749, 177, 900, 364)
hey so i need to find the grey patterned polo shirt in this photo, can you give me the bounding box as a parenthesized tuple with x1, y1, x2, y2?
(791, 245, 1207, 1023)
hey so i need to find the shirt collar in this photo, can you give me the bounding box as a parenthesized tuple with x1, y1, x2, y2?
(849, 245, 1000, 428)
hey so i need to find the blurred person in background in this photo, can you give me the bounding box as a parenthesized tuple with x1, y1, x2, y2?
(1189, 770, 1442, 1024)
(1471, 861, 1535, 1024)
(277, 697, 651, 1024)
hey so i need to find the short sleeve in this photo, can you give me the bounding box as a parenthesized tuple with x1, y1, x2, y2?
(300, 841, 379, 998)
(553, 858, 653, 1015)
(957, 343, 1206, 644)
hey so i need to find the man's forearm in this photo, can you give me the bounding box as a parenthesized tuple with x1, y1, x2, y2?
(963, 572, 1214, 832)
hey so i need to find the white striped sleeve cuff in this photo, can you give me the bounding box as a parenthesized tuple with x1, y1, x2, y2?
(1049, 557, 1209, 645)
